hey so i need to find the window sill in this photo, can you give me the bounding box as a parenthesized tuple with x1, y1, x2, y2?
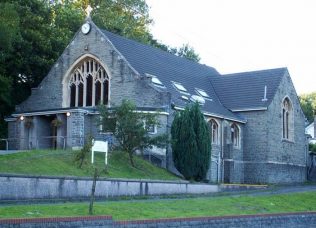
(282, 139, 295, 144)
(233, 147, 241, 150)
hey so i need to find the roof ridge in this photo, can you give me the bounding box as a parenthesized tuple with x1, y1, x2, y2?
(221, 67, 287, 77)
(100, 29, 219, 74)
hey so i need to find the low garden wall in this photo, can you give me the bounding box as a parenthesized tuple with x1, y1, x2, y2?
(0, 174, 218, 200)
(1, 212, 316, 227)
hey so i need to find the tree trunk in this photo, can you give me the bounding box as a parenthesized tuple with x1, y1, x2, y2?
(79, 157, 84, 169)
(128, 151, 135, 167)
(89, 168, 98, 215)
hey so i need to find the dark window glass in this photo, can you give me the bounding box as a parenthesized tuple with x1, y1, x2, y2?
(70, 84, 76, 107)
(78, 83, 84, 107)
(103, 80, 109, 105)
(86, 74, 93, 106)
(95, 81, 101, 106)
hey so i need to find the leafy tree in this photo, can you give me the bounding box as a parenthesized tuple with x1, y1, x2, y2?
(89, 167, 99, 215)
(0, 0, 81, 107)
(99, 99, 167, 167)
(71, 0, 152, 44)
(309, 143, 316, 153)
(74, 136, 93, 168)
(299, 92, 316, 124)
(0, 2, 20, 54)
(148, 38, 201, 62)
(73, 136, 104, 215)
(0, 76, 12, 138)
(171, 103, 211, 181)
(0, 2, 19, 139)
(175, 44, 201, 62)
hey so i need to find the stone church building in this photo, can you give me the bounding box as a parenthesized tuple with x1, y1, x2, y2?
(6, 19, 307, 184)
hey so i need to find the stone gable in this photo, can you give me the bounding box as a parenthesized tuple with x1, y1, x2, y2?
(16, 20, 168, 112)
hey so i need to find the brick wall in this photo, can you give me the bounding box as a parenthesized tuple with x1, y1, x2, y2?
(1, 212, 316, 228)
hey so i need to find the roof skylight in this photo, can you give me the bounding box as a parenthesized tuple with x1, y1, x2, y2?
(151, 77, 163, 86)
(181, 95, 189, 101)
(145, 73, 165, 87)
(172, 82, 187, 92)
(190, 95, 205, 105)
(196, 89, 209, 98)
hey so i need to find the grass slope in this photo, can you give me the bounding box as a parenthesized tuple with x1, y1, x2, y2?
(0, 150, 179, 180)
(0, 192, 316, 219)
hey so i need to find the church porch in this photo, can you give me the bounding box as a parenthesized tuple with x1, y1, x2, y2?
(5, 108, 97, 150)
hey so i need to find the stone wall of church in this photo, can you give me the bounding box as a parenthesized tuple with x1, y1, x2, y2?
(168, 113, 245, 183)
(222, 121, 244, 183)
(266, 71, 306, 183)
(7, 121, 18, 150)
(241, 72, 306, 184)
(208, 144, 220, 183)
(241, 110, 270, 183)
(206, 117, 222, 183)
(16, 21, 168, 113)
(83, 113, 169, 151)
(66, 111, 85, 149)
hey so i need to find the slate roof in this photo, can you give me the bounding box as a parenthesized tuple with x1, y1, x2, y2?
(211, 68, 286, 110)
(101, 29, 286, 123)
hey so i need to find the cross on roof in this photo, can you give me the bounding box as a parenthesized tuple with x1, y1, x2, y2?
(85, 5, 93, 18)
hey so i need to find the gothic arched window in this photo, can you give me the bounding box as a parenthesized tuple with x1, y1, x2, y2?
(69, 58, 109, 107)
(209, 119, 219, 145)
(282, 97, 293, 140)
(231, 123, 240, 148)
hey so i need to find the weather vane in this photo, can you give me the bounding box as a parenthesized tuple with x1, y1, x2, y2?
(85, 5, 93, 18)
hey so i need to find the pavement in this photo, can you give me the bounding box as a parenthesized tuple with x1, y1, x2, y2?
(0, 150, 25, 155)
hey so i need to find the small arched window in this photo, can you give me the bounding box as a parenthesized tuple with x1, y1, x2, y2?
(282, 97, 293, 140)
(209, 119, 219, 145)
(69, 58, 109, 107)
(231, 123, 240, 148)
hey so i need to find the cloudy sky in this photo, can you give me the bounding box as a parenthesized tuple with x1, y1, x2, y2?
(146, 0, 316, 95)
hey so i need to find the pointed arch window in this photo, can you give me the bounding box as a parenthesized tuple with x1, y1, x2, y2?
(231, 123, 240, 148)
(282, 97, 293, 140)
(209, 119, 219, 145)
(69, 58, 109, 107)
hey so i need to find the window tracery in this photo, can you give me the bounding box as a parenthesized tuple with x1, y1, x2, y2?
(282, 97, 293, 140)
(209, 119, 219, 145)
(231, 123, 240, 148)
(69, 58, 109, 107)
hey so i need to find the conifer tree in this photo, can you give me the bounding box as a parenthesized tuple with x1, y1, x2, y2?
(191, 103, 211, 181)
(171, 103, 211, 181)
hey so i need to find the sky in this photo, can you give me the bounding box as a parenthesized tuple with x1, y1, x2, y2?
(146, 0, 316, 95)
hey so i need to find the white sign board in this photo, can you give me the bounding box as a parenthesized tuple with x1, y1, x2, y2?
(91, 140, 108, 165)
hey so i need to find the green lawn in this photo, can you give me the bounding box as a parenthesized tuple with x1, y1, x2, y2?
(0, 192, 315, 220)
(0, 149, 179, 180)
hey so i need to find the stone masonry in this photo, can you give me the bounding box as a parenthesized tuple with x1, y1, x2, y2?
(6, 19, 307, 184)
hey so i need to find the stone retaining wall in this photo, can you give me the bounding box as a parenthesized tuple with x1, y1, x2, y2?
(1, 212, 316, 227)
(0, 174, 218, 200)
